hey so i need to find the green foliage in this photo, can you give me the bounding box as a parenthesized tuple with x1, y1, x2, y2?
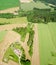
(39, 0, 56, 5)
(3, 42, 26, 63)
(18, 9, 27, 17)
(27, 29, 34, 56)
(27, 8, 56, 23)
(20, 58, 31, 65)
(33, 0, 37, 2)
(0, 13, 16, 19)
(13, 27, 27, 42)
(0, 22, 10, 25)
(13, 23, 34, 57)
(3, 46, 19, 63)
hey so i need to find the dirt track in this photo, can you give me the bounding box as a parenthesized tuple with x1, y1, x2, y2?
(31, 24, 40, 65)
(0, 23, 40, 65)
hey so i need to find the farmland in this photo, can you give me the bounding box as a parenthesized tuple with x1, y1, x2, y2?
(38, 23, 56, 65)
(0, 0, 56, 65)
(0, 0, 20, 10)
(0, 17, 28, 24)
(21, 1, 51, 11)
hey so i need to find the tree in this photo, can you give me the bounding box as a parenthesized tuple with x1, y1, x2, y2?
(33, 0, 37, 2)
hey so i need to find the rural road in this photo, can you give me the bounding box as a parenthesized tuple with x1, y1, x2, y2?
(31, 24, 40, 65)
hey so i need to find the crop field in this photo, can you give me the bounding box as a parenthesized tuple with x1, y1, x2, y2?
(38, 23, 56, 65)
(21, 1, 51, 11)
(0, 0, 20, 10)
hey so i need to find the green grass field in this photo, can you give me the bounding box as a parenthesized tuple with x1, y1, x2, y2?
(48, 22, 56, 47)
(38, 23, 56, 65)
(0, 31, 7, 42)
(0, 0, 20, 10)
(21, 1, 51, 11)
(0, 17, 28, 24)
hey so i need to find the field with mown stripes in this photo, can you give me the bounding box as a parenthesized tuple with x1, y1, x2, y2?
(38, 23, 56, 65)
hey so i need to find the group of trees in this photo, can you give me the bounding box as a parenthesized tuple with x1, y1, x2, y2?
(13, 23, 34, 57)
(13, 27, 27, 42)
(33, 0, 56, 5)
(27, 8, 56, 23)
(0, 13, 16, 19)
(18, 7, 56, 23)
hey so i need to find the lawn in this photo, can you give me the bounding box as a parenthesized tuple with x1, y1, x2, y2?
(0, 31, 7, 42)
(38, 23, 56, 65)
(21, 1, 51, 11)
(0, 17, 28, 24)
(0, 0, 20, 10)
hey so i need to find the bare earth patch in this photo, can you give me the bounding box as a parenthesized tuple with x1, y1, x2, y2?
(31, 24, 40, 65)
(0, 7, 19, 14)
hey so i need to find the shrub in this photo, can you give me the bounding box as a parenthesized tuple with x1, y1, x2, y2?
(27, 29, 34, 56)
(13, 27, 27, 42)
(18, 9, 27, 17)
(0, 22, 10, 25)
(27, 8, 56, 23)
(0, 13, 16, 19)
